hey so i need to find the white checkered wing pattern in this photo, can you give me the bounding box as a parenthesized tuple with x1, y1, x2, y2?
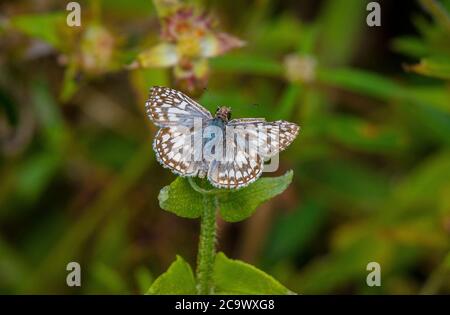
(147, 86, 211, 176)
(146, 86, 212, 127)
(228, 119, 300, 158)
(207, 119, 300, 189)
(153, 125, 206, 176)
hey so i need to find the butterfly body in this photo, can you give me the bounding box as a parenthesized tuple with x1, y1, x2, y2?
(146, 86, 299, 189)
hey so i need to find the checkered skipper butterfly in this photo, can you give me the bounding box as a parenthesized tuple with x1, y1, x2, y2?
(146, 86, 300, 189)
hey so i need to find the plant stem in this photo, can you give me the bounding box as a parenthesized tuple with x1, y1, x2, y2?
(196, 195, 218, 295)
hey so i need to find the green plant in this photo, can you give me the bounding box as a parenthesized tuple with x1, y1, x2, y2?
(2, 0, 450, 295)
(147, 172, 295, 294)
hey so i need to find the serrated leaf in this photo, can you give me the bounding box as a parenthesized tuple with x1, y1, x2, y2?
(218, 171, 293, 222)
(213, 252, 294, 294)
(158, 177, 205, 218)
(158, 171, 293, 222)
(147, 256, 196, 295)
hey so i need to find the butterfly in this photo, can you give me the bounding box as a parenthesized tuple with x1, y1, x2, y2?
(146, 86, 300, 189)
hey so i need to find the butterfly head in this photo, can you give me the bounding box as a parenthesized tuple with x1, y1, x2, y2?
(215, 106, 232, 122)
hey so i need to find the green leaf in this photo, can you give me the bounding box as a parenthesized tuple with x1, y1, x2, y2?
(406, 86, 450, 113)
(275, 84, 301, 119)
(253, 15, 304, 53)
(88, 263, 130, 294)
(158, 177, 205, 219)
(402, 101, 450, 146)
(382, 150, 450, 221)
(60, 61, 80, 102)
(11, 12, 66, 51)
(15, 153, 61, 205)
(318, 67, 450, 110)
(405, 57, 450, 80)
(317, 0, 366, 65)
(317, 67, 406, 100)
(158, 171, 293, 222)
(147, 256, 196, 295)
(217, 171, 294, 222)
(135, 267, 154, 295)
(391, 36, 430, 58)
(213, 252, 294, 294)
(211, 53, 283, 77)
(32, 80, 69, 149)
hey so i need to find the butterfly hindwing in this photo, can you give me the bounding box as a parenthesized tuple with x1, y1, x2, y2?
(207, 155, 264, 189)
(153, 125, 206, 176)
(207, 124, 264, 189)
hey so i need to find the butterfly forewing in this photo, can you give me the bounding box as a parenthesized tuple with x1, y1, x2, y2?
(260, 121, 300, 157)
(228, 120, 300, 158)
(146, 86, 212, 127)
(148, 86, 211, 176)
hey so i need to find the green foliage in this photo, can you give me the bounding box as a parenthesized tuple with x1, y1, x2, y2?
(217, 171, 293, 222)
(2, 0, 450, 295)
(147, 256, 196, 295)
(213, 252, 294, 295)
(157, 170, 294, 294)
(263, 200, 327, 266)
(60, 61, 80, 102)
(406, 57, 450, 79)
(11, 13, 67, 51)
(211, 54, 283, 77)
(158, 177, 205, 219)
(158, 171, 293, 222)
(147, 253, 294, 295)
(320, 114, 406, 153)
(317, 67, 406, 100)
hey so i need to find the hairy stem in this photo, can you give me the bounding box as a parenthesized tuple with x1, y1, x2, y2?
(196, 194, 218, 295)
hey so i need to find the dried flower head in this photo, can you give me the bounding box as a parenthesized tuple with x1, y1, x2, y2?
(79, 23, 116, 75)
(130, 1, 245, 93)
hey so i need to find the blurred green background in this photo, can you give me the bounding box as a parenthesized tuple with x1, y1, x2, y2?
(1, 0, 450, 294)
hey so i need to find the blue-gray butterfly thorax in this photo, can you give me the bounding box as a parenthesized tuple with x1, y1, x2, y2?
(203, 117, 227, 143)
